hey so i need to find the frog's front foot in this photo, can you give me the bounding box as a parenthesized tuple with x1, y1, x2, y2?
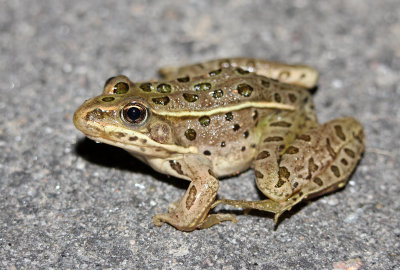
(152, 154, 237, 231)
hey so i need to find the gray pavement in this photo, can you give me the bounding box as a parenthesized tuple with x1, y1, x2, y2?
(1, 0, 399, 269)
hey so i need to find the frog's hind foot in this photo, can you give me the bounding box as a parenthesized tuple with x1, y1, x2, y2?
(198, 213, 238, 229)
(211, 198, 294, 223)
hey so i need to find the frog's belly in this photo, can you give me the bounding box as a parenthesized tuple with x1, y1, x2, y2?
(212, 152, 255, 178)
(131, 151, 255, 180)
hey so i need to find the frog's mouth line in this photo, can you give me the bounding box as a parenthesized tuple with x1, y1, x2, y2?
(85, 133, 198, 156)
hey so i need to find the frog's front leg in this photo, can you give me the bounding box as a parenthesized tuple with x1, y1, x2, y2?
(153, 154, 236, 231)
(213, 117, 365, 222)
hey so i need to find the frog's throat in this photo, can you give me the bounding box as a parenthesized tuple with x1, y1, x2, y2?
(151, 102, 295, 117)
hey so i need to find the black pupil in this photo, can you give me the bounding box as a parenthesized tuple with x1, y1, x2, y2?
(127, 106, 142, 122)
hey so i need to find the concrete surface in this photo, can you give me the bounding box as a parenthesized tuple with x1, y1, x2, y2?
(1, 0, 399, 269)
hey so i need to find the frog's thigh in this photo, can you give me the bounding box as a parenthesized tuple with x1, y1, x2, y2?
(256, 117, 364, 201)
(220, 117, 364, 221)
(218, 117, 364, 221)
(158, 61, 217, 80)
(275, 121, 364, 221)
(158, 58, 244, 79)
(167, 57, 319, 89)
(159, 58, 319, 89)
(250, 60, 319, 88)
(153, 154, 236, 231)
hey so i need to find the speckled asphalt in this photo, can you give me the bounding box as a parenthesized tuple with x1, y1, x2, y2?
(1, 1, 399, 269)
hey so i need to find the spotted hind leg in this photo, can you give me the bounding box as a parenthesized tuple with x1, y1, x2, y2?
(213, 117, 365, 222)
(159, 58, 319, 88)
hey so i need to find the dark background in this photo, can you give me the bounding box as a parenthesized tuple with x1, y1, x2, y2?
(1, 0, 399, 269)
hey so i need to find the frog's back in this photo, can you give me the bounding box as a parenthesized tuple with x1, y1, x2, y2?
(127, 67, 306, 115)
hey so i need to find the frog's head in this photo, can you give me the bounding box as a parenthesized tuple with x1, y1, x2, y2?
(73, 75, 197, 158)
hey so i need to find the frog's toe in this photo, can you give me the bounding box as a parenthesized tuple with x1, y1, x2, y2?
(199, 214, 238, 229)
(153, 213, 168, 227)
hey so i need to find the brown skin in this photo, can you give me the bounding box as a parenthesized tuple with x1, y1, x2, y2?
(74, 58, 364, 231)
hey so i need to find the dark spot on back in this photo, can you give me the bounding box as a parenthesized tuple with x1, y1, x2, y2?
(256, 151, 270, 160)
(344, 148, 355, 158)
(237, 84, 253, 97)
(297, 134, 311, 142)
(288, 93, 297, 103)
(225, 112, 233, 121)
(252, 110, 258, 120)
(270, 121, 292, 127)
(177, 76, 190, 83)
(274, 93, 281, 103)
(261, 80, 270, 88)
(286, 146, 299, 154)
(255, 170, 264, 178)
(307, 158, 319, 179)
(184, 129, 196, 141)
(113, 82, 129, 94)
(183, 93, 199, 102)
(275, 179, 285, 188)
(263, 136, 284, 142)
(279, 166, 290, 180)
(211, 89, 223, 99)
(140, 82, 152, 92)
(157, 83, 172, 93)
(233, 124, 240, 131)
(313, 177, 323, 186)
(209, 69, 221, 76)
(236, 67, 250, 75)
(203, 150, 211, 156)
(341, 158, 348, 165)
(334, 125, 346, 141)
(152, 96, 170, 105)
(199, 116, 211, 126)
(194, 82, 211, 91)
(331, 165, 340, 177)
(326, 138, 336, 158)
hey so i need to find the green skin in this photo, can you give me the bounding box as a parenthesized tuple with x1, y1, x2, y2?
(74, 58, 365, 231)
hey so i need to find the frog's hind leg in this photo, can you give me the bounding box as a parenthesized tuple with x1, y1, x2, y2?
(213, 117, 365, 222)
(159, 58, 319, 89)
(227, 58, 319, 89)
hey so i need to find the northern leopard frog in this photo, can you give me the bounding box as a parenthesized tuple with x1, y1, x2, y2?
(73, 58, 365, 231)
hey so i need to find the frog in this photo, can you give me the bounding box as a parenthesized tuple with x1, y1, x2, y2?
(73, 58, 365, 231)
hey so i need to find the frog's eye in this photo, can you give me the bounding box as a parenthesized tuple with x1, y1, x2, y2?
(121, 102, 149, 126)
